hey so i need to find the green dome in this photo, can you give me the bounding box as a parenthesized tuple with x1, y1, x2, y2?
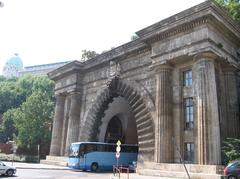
(6, 53, 23, 69)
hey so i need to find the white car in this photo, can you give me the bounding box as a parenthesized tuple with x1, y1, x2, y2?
(0, 161, 17, 176)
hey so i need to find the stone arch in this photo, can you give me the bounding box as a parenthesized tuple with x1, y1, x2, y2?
(80, 77, 155, 161)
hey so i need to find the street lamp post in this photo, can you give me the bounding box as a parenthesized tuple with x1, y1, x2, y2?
(37, 144, 40, 163)
(7, 141, 17, 166)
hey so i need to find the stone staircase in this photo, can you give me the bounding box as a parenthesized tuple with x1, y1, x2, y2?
(40, 156, 68, 166)
(137, 162, 225, 179)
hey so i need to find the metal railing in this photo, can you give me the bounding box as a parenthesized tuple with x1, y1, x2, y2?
(113, 165, 129, 179)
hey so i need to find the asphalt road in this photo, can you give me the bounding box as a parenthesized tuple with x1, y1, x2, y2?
(1, 169, 115, 179)
(0, 162, 177, 179)
(0, 168, 177, 179)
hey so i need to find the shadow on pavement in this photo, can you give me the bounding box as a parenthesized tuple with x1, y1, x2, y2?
(0, 175, 17, 178)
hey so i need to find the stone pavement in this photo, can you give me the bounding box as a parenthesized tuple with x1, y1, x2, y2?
(2, 161, 179, 179)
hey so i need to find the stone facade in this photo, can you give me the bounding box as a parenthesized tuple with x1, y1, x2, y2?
(48, 0, 240, 169)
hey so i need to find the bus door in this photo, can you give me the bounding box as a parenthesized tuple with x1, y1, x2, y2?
(79, 145, 86, 170)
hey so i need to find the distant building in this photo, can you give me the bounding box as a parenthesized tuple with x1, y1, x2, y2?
(19, 61, 70, 77)
(2, 53, 23, 78)
(2, 54, 71, 78)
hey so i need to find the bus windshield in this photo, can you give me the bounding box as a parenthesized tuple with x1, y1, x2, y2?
(69, 143, 80, 157)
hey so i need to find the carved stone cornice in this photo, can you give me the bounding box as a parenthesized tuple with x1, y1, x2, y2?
(48, 60, 84, 81)
(83, 40, 149, 70)
(136, 0, 240, 43)
(145, 16, 209, 44)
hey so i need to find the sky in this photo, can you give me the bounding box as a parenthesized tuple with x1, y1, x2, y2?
(0, 0, 205, 75)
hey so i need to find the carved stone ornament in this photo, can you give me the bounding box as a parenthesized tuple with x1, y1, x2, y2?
(108, 61, 121, 79)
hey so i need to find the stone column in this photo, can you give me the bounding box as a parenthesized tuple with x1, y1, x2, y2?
(155, 63, 173, 163)
(65, 92, 82, 154)
(222, 66, 240, 138)
(60, 97, 70, 156)
(194, 52, 221, 165)
(49, 94, 65, 156)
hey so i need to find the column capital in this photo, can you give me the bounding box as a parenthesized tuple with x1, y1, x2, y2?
(55, 93, 66, 103)
(151, 61, 173, 73)
(68, 91, 82, 99)
(193, 52, 219, 62)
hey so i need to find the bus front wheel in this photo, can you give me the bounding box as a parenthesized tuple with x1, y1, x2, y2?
(91, 163, 98, 172)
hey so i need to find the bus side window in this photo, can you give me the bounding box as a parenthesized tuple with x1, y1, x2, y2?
(97, 144, 104, 152)
(105, 145, 115, 152)
(79, 145, 85, 156)
(85, 144, 94, 154)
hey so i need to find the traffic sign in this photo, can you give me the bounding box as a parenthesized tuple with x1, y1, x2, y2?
(116, 153, 120, 158)
(116, 140, 122, 166)
(116, 140, 121, 146)
(116, 146, 121, 153)
(116, 140, 121, 153)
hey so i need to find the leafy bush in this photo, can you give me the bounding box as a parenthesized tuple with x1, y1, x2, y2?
(0, 153, 38, 163)
(222, 138, 240, 163)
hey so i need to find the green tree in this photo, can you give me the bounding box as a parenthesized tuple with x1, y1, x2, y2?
(16, 75, 35, 99)
(131, 34, 139, 41)
(222, 138, 240, 163)
(215, 0, 240, 23)
(81, 49, 98, 61)
(0, 80, 24, 114)
(14, 91, 54, 149)
(0, 75, 6, 82)
(0, 75, 55, 152)
(0, 109, 18, 142)
(32, 76, 55, 99)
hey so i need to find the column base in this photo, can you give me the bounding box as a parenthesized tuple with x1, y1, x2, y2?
(40, 155, 68, 166)
(137, 162, 224, 179)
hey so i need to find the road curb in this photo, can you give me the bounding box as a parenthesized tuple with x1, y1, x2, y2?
(16, 167, 70, 170)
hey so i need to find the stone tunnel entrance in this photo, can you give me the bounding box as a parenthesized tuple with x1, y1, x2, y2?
(100, 96, 139, 145)
(80, 78, 155, 162)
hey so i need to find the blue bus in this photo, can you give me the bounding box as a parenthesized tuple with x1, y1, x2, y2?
(68, 142, 138, 171)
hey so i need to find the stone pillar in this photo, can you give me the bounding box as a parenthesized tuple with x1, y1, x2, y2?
(60, 97, 70, 156)
(194, 52, 221, 165)
(49, 94, 65, 156)
(222, 66, 240, 138)
(65, 92, 82, 154)
(155, 63, 173, 163)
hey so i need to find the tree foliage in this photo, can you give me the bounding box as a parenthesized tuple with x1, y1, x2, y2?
(215, 0, 240, 23)
(14, 91, 54, 149)
(81, 49, 98, 61)
(0, 109, 18, 142)
(131, 34, 139, 41)
(0, 75, 55, 151)
(222, 138, 240, 163)
(0, 78, 24, 114)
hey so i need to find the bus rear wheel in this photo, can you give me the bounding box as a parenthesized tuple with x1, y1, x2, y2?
(91, 163, 98, 172)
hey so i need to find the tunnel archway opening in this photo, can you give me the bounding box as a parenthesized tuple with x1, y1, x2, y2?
(104, 115, 123, 143)
(82, 79, 155, 161)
